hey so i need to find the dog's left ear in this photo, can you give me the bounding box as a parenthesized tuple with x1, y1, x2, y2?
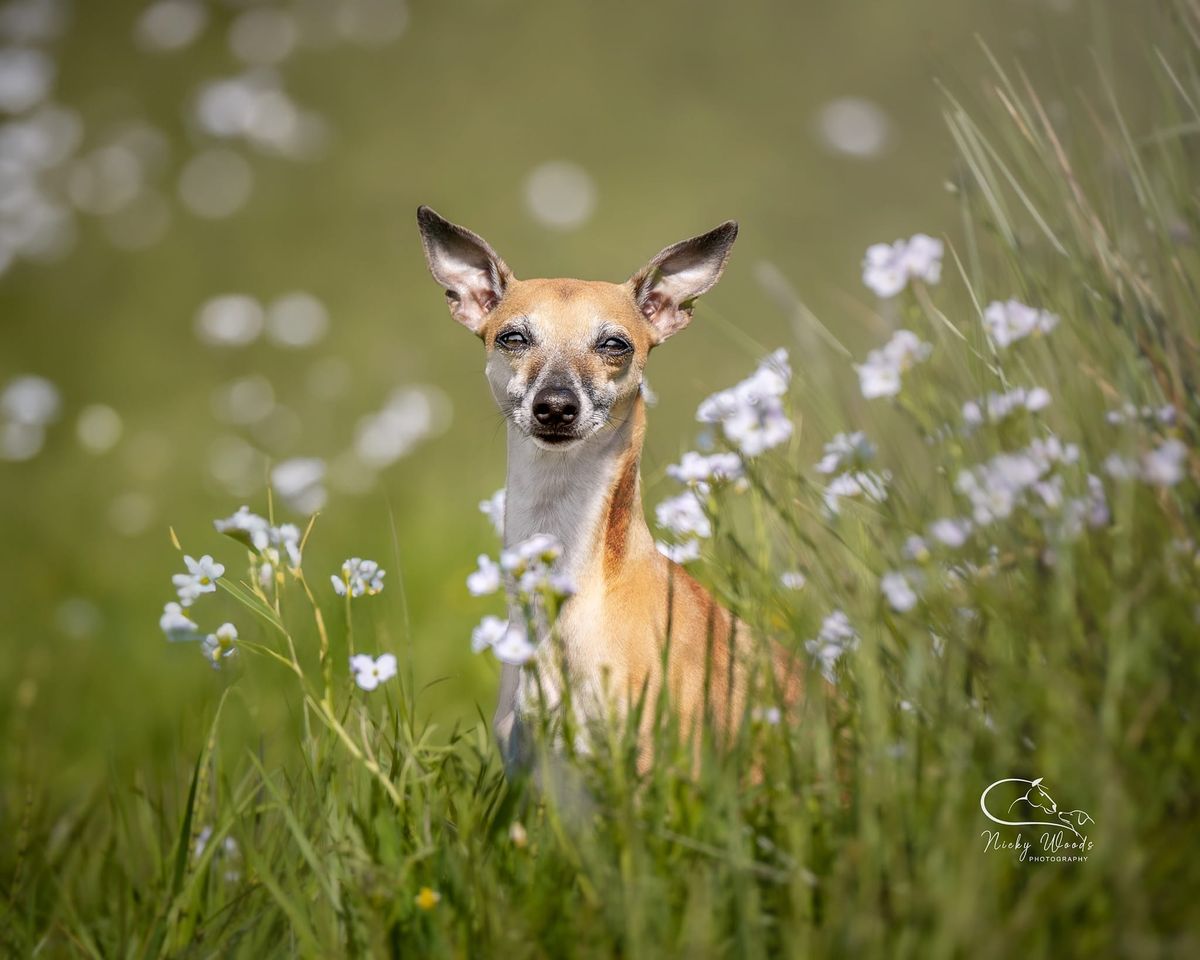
(628, 221, 738, 343)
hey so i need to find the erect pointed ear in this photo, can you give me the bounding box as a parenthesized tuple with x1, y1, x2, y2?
(628, 221, 738, 343)
(416, 206, 514, 335)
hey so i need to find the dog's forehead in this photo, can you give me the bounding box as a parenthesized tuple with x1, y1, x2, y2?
(489, 278, 646, 343)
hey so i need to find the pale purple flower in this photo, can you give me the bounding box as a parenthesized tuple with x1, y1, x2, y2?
(780, 570, 807, 590)
(696, 349, 792, 457)
(667, 450, 744, 487)
(982, 299, 1059, 349)
(881, 571, 918, 612)
(655, 491, 712, 539)
(861, 234, 943, 297)
(815, 431, 875, 475)
(823, 470, 891, 514)
(855, 330, 931, 399)
(929, 518, 971, 548)
(805, 610, 859, 683)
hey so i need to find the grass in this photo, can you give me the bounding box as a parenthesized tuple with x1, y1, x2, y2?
(4, 3, 1200, 957)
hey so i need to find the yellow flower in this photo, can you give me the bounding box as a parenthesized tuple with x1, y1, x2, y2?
(508, 821, 528, 849)
(414, 886, 441, 911)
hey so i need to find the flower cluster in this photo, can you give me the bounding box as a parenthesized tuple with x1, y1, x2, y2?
(467, 533, 574, 666)
(805, 610, 859, 683)
(815, 431, 876, 475)
(213, 505, 302, 587)
(982, 299, 1059, 349)
(955, 436, 1079, 525)
(962, 386, 1051, 429)
(666, 450, 745, 490)
(1105, 403, 1176, 427)
(331, 557, 385, 598)
(861, 234, 944, 298)
(823, 469, 891, 515)
(1104, 439, 1189, 488)
(696, 348, 793, 457)
(855, 330, 932, 399)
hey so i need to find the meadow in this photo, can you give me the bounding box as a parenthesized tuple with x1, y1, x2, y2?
(2, 0, 1199, 956)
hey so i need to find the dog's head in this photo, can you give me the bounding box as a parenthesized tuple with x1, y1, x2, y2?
(416, 206, 737, 452)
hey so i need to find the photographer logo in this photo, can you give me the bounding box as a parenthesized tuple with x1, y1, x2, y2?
(979, 777, 1094, 863)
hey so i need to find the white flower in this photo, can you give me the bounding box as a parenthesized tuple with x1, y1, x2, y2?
(666, 450, 744, 487)
(898, 233, 944, 285)
(1141, 439, 1188, 487)
(881, 571, 918, 612)
(855, 330, 931, 399)
(823, 470, 891, 514)
(492, 620, 535, 666)
(982, 299, 1059, 349)
(655, 491, 711, 539)
(929, 518, 971, 548)
(479, 488, 506, 536)
(269, 523, 302, 569)
(471, 615, 508, 653)
(160, 602, 199, 642)
(498, 534, 573, 598)
(172, 554, 225, 607)
(696, 349, 792, 457)
(466, 554, 501, 596)
(805, 610, 859, 683)
(213, 508, 302, 569)
(903, 535, 929, 562)
(815, 431, 875, 475)
(331, 557, 385, 598)
(201, 622, 238, 667)
(962, 386, 1051, 428)
(349, 652, 397, 691)
(657, 539, 702, 564)
(270, 457, 327, 515)
(780, 570, 807, 590)
(213, 505, 270, 551)
(861, 234, 943, 297)
(753, 706, 783, 725)
(1, 374, 60, 425)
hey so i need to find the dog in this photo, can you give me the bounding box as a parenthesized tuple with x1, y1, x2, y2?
(417, 207, 798, 769)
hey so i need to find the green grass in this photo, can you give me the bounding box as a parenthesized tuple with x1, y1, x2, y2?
(4, 3, 1200, 957)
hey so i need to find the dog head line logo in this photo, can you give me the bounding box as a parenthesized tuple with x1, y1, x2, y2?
(979, 777, 1096, 862)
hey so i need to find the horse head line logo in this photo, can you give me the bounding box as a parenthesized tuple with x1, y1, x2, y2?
(980, 776, 1094, 838)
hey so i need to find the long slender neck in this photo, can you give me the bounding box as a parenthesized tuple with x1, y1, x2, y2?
(504, 393, 650, 579)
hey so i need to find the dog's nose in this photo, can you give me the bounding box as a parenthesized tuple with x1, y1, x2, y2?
(532, 386, 579, 427)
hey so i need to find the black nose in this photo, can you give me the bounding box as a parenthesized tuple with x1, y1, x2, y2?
(532, 386, 579, 427)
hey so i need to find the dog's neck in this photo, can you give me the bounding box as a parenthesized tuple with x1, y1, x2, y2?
(503, 391, 649, 581)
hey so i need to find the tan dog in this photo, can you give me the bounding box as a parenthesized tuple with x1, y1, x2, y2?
(417, 207, 795, 767)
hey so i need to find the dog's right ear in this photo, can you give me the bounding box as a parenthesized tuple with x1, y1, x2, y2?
(416, 206, 513, 335)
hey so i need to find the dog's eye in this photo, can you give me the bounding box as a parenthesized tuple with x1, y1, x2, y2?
(597, 335, 632, 355)
(496, 330, 529, 349)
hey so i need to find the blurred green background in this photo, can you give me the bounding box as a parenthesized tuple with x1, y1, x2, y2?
(0, 0, 1145, 796)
